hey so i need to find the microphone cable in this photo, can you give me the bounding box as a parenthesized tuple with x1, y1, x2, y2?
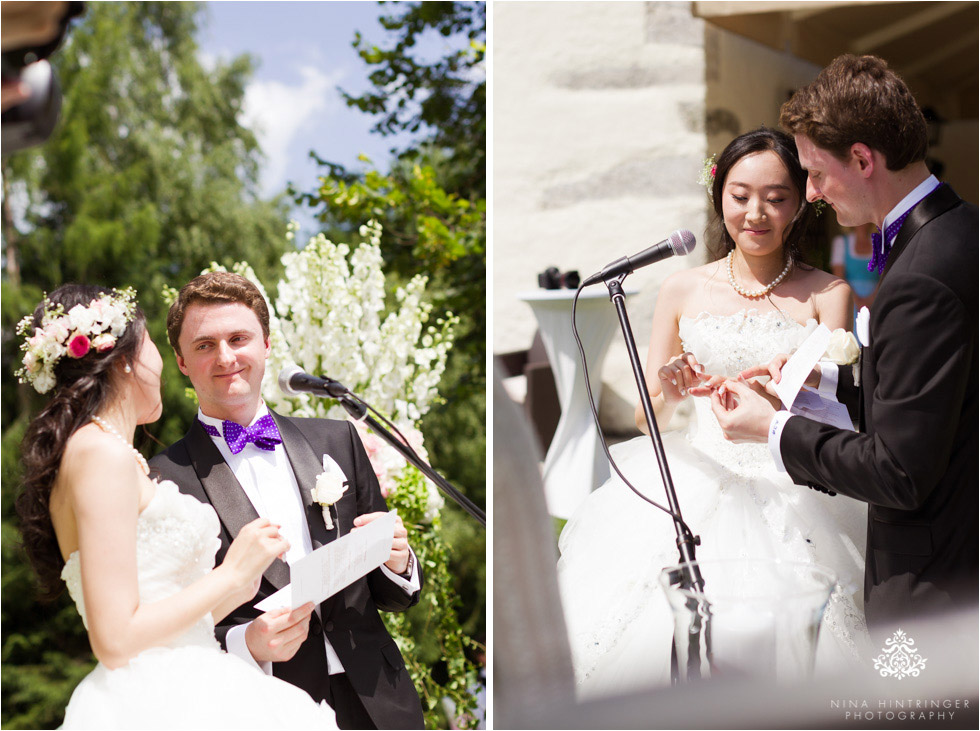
(345, 390, 487, 525)
(570, 281, 697, 542)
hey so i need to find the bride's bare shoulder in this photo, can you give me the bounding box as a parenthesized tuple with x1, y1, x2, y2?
(796, 265, 849, 292)
(60, 426, 141, 499)
(660, 259, 725, 295)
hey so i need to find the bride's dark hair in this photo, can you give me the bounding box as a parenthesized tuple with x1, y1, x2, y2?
(705, 126, 818, 266)
(16, 284, 146, 600)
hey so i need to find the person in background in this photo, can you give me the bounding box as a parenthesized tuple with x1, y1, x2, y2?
(830, 222, 878, 310)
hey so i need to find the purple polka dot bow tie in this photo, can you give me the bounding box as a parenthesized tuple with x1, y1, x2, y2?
(868, 211, 912, 276)
(868, 183, 942, 275)
(200, 414, 282, 454)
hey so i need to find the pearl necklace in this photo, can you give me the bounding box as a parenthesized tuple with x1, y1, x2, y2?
(726, 250, 792, 299)
(91, 415, 150, 476)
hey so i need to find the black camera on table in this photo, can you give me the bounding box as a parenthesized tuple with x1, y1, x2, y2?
(1, 1, 84, 154)
(538, 267, 580, 290)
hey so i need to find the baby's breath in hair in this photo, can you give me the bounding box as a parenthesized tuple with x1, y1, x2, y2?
(698, 154, 717, 199)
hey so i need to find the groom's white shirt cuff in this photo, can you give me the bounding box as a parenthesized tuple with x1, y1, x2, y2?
(380, 548, 422, 592)
(768, 411, 795, 473)
(767, 362, 840, 473)
(816, 362, 839, 398)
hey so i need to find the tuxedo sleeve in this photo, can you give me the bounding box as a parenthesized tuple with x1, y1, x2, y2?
(343, 421, 424, 612)
(780, 272, 972, 509)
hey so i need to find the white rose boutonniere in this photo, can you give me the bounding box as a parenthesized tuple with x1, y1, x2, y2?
(312, 470, 348, 530)
(824, 328, 860, 365)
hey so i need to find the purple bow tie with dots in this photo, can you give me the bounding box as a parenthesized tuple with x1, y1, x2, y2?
(868, 183, 942, 275)
(200, 414, 282, 454)
(868, 211, 912, 276)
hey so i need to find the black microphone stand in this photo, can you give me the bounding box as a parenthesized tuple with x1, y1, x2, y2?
(306, 386, 486, 528)
(603, 274, 710, 681)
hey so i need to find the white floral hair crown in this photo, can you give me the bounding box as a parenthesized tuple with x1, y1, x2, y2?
(16, 287, 139, 394)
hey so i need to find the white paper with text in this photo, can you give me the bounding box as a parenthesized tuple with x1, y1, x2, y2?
(789, 389, 856, 431)
(255, 512, 396, 611)
(774, 324, 832, 409)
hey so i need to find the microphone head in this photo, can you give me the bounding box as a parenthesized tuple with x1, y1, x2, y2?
(668, 229, 697, 257)
(278, 364, 304, 396)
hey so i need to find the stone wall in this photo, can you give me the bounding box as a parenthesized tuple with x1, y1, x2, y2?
(493, 1, 708, 434)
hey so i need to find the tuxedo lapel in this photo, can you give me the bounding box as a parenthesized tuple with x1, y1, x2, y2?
(271, 412, 345, 620)
(863, 185, 963, 435)
(880, 185, 960, 282)
(272, 413, 335, 550)
(183, 420, 291, 590)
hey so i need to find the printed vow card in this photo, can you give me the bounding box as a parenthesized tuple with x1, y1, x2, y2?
(256, 512, 396, 611)
(772, 324, 855, 431)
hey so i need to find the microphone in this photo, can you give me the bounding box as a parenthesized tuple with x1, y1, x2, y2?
(581, 229, 697, 286)
(278, 364, 349, 398)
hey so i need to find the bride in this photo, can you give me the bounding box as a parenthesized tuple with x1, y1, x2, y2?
(15, 284, 336, 729)
(558, 127, 872, 698)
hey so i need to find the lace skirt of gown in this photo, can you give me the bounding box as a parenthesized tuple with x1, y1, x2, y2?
(60, 480, 338, 730)
(557, 311, 874, 699)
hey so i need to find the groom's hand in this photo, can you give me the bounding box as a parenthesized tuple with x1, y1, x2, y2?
(709, 378, 776, 443)
(353, 512, 410, 575)
(740, 353, 821, 394)
(244, 603, 315, 663)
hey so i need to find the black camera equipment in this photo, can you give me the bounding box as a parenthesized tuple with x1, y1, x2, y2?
(537, 266, 580, 290)
(1, 1, 84, 153)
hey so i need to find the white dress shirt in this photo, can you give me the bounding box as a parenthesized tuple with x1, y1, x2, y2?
(199, 404, 420, 675)
(767, 175, 942, 470)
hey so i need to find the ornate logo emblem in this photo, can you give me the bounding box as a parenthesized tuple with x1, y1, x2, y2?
(873, 629, 927, 679)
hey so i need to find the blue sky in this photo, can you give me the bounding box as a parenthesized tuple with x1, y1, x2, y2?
(198, 1, 459, 237)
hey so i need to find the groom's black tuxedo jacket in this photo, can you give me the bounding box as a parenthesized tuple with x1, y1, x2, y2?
(149, 412, 425, 729)
(780, 184, 978, 629)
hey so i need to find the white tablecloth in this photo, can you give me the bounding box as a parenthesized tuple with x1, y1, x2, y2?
(519, 288, 637, 518)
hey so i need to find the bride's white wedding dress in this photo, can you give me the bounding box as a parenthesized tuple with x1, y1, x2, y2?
(558, 310, 872, 699)
(60, 479, 337, 730)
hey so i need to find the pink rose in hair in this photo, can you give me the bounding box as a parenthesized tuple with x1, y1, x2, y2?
(92, 333, 116, 352)
(67, 333, 91, 358)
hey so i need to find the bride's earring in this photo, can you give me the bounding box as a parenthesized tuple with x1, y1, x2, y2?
(124, 364, 132, 373)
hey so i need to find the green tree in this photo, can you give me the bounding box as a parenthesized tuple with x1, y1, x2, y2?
(2, 3, 289, 727)
(294, 1, 486, 502)
(292, 3, 487, 726)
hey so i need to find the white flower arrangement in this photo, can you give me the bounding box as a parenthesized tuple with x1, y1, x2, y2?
(16, 287, 138, 394)
(824, 328, 861, 365)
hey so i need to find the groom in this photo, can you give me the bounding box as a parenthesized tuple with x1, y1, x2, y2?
(711, 55, 977, 630)
(150, 272, 425, 729)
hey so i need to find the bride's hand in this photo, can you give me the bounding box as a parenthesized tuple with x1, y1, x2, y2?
(658, 352, 705, 404)
(221, 518, 289, 603)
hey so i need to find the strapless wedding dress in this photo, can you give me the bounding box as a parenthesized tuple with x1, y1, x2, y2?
(60, 480, 337, 729)
(558, 310, 873, 699)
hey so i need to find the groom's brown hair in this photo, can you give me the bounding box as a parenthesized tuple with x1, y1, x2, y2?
(780, 54, 928, 171)
(166, 271, 271, 355)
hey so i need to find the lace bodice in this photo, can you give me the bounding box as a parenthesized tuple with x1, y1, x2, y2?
(61, 480, 221, 650)
(678, 310, 817, 474)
